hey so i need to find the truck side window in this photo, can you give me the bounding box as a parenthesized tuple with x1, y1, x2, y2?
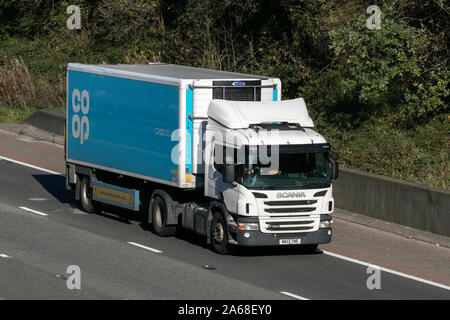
(213, 145, 225, 174)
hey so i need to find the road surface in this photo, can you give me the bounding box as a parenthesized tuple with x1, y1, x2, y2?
(0, 126, 449, 299)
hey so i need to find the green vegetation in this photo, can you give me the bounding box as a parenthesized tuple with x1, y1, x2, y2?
(0, 0, 448, 189)
(0, 105, 34, 123)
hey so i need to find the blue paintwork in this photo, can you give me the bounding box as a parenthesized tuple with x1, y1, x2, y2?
(67, 70, 179, 184)
(273, 88, 278, 101)
(185, 87, 193, 174)
(92, 181, 140, 211)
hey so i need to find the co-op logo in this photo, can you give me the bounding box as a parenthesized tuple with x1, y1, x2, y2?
(71, 89, 89, 144)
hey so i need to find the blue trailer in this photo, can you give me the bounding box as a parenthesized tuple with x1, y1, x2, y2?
(66, 63, 337, 254)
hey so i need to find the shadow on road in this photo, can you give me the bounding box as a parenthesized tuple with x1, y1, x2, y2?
(32, 173, 323, 257)
(32, 174, 75, 205)
(172, 229, 321, 256)
(32, 173, 139, 224)
(228, 245, 322, 257)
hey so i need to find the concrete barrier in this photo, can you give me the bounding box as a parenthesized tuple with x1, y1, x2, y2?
(333, 167, 450, 237)
(25, 109, 65, 136)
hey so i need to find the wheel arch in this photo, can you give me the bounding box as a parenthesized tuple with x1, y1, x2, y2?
(149, 189, 179, 226)
(207, 201, 230, 245)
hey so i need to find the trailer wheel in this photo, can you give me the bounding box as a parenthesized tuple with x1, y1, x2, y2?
(151, 196, 176, 237)
(80, 177, 103, 214)
(211, 211, 228, 255)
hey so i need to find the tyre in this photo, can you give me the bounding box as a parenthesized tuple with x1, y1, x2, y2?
(150, 196, 176, 237)
(80, 177, 103, 214)
(210, 211, 228, 255)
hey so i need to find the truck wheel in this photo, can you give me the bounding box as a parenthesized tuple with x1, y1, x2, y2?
(211, 211, 228, 255)
(151, 196, 176, 237)
(80, 177, 103, 214)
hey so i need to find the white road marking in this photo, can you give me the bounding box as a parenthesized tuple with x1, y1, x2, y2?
(0, 254, 12, 259)
(280, 291, 309, 300)
(71, 208, 88, 215)
(322, 250, 450, 291)
(0, 155, 63, 176)
(127, 242, 163, 253)
(19, 206, 48, 217)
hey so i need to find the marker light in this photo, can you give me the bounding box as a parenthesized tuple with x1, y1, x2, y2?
(237, 223, 259, 231)
(319, 220, 333, 229)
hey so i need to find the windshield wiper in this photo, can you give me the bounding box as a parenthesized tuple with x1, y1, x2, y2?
(299, 182, 330, 189)
(248, 182, 330, 190)
(254, 184, 297, 190)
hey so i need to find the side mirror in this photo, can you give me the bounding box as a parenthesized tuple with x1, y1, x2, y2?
(328, 150, 339, 161)
(223, 164, 235, 184)
(331, 161, 339, 181)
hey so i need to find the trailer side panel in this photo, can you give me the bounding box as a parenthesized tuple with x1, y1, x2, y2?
(67, 70, 180, 185)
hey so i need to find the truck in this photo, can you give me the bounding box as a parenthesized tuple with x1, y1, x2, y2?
(65, 63, 339, 254)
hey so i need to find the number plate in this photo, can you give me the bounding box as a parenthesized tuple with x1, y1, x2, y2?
(279, 238, 301, 245)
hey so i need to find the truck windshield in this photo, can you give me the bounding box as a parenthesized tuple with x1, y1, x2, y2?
(238, 148, 330, 190)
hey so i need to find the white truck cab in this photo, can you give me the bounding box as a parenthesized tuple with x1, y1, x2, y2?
(203, 98, 338, 253)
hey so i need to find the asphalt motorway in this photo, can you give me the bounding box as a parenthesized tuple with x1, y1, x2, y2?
(0, 158, 449, 300)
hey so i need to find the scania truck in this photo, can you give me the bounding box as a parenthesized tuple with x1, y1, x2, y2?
(65, 63, 338, 254)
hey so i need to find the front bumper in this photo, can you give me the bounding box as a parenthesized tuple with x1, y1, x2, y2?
(230, 228, 332, 246)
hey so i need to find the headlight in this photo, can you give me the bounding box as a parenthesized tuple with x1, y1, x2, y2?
(237, 223, 259, 231)
(319, 220, 333, 229)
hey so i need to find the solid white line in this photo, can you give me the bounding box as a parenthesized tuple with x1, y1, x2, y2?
(280, 291, 309, 300)
(322, 250, 450, 291)
(0, 254, 12, 259)
(0, 155, 63, 176)
(127, 242, 163, 253)
(28, 198, 48, 201)
(19, 206, 48, 217)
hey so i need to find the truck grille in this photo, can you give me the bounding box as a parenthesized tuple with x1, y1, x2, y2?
(266, 220, 314, 231)
(259, 198, 320, 233)
(264, 207, 316, 213)
(263, 199, 317, 216)
(264, 200, 317, 206)
(260, 218, 319, 233)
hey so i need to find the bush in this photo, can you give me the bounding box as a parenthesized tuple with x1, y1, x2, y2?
(0, 57, 36, 109)
(0, 54, 65, 112)
(325, 5, 448, 125)
(321, 113, 450, 190)
(0, 0, 448, 190)
(93, 0, 164, 48)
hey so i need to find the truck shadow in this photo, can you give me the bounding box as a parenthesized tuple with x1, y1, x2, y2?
(228, 245, 322, 257)
(32, 174, 76, 205)
(169, 229, 322, 256)
(171, 229, 322, 256)
(32, 173, 134, 224)
(32, 174, 156, 227)
(172, 228, 210, 250)
(32, 173, 323, 256)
